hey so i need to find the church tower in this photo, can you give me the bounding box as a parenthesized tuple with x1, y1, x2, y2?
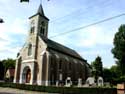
(29, 4, 49, 38)
(27, 4, 49, 59)
(14, 4, 50, 85)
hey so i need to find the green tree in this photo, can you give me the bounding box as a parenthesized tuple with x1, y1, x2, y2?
(2, 58, 16, 72)
(0, 61, 4, 80)
(91, 56, 103, 82)
(110, 65, 121, 78)
(112, 24, 125, 75)
(103, 66, 120, 85)
(103, 68, 112, 82)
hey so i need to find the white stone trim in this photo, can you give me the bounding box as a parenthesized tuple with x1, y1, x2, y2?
(16, 55, 21, 60)
(65, 56, 69, 61)
(40, 50, 46, 56)
(20, 62, 35, 84)
(54, 53, 60, 59)
(22, 59, 37, 63)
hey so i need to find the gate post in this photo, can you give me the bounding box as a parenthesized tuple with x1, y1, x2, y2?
(117, 83, 125, 94)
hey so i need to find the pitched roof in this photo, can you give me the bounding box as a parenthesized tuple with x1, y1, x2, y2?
(7, 68, 15, 77)
(29, 4, 49, 20)
(41, 36, 86, 61)
(37, 4, 45, 16)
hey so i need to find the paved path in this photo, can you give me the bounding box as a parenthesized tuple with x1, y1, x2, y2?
(0, 87, 59, 94)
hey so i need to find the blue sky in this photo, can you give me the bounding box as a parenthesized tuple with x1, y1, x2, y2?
(0, 0, 125, 68)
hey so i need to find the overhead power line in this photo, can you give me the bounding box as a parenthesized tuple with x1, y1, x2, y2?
(50, 0, 114, 23)
(49, 13, 125, 38)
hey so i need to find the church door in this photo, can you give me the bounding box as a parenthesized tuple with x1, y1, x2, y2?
(26, 69, 31, 83)
(22, 66, 31, 83)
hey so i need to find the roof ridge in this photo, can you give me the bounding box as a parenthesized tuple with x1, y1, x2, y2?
(48, 38, 75, 52)
(40, 36, 83, 60)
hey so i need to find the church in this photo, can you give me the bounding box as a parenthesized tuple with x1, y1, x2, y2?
(14, 4, 91, 86)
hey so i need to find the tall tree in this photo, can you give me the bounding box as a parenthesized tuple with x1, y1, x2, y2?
(0, 61, 4, 80)
(2, 58, 16, 72)
(110, 65, 121, 78)
(103, 68, 112, 82)
(91, 56, 103, 81)
(112, 24, 125, 75)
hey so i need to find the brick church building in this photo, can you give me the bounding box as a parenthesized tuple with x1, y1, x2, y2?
(14, 4, 91, 86)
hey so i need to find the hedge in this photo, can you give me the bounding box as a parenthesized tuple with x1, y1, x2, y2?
(0, 82, 117, 94)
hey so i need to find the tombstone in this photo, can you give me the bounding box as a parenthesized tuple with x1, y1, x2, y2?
(78, 78, 82, 87)
(56, 81, 59, 87)
(65, 77, 72, 87)
(97, 77, 103, 87)
(86, 77, 95, 86)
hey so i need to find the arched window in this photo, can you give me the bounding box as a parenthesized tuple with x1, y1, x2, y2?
(30, 20, 35, 34)
(28, 44, 32, 56)
(40, 21, 46, 35)
(22, 66, 31, 83)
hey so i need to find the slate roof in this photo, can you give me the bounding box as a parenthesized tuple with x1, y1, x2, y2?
(29, 4, 49, 21)
(37, 4, 45, 16)
(41, 36, 86, 62)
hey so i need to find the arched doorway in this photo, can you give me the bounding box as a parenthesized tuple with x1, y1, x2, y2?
(22, 66, 31, 83)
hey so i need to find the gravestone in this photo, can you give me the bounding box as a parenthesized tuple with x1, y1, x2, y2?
(78, 78, 82, 87)
(65, 77, 72, 87)
(97, 77, 103, 87)
(56, 81, 58, 87)
(86, 77, 95, 86)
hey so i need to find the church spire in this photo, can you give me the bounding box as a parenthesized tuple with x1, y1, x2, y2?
(29, 4, 49, 21)
(37, 4, 44, 16)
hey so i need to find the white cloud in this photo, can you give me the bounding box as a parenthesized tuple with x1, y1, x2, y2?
(74, 26, 113, 47)
(9, 18, 28, 35)
(0, 0, 11, 3)
(0, 18, 28, 60)
(0, 24, 12, 49)
(50, 25, 113, 49)
(0, 18, 28, 35)
(51, 35, 70, 46)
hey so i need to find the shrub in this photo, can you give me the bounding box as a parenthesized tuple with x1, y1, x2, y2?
(0, 82, 117, 94)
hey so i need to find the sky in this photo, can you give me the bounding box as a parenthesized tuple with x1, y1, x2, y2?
(0, 0, 125, 68)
